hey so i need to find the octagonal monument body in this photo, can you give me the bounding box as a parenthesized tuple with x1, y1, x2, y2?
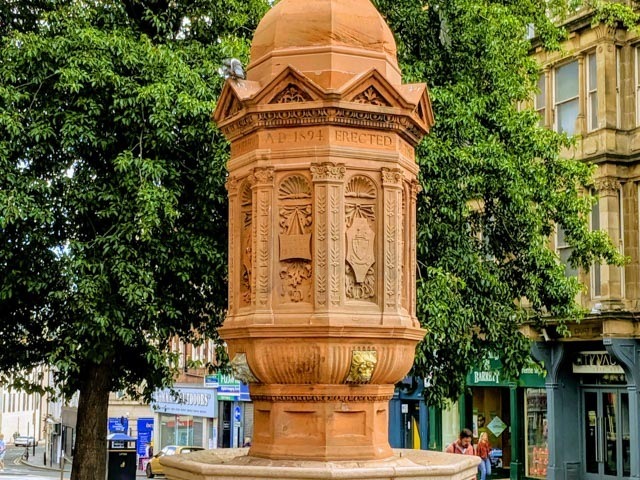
(162, 0, 479, 478)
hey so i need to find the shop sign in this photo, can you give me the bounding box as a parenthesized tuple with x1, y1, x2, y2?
(487, 416, 507, 437)
(136, 418, 154, 458)
(108, 417, 128, 434)
(467, 356, 545, 387)
(151, 387, 217, 417)
(216, 373, 251, 401)
(204, 375, 219, 387)
(572, 351, 624, 374)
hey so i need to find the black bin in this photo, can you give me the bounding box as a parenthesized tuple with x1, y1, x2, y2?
(106, 433, 137, 480)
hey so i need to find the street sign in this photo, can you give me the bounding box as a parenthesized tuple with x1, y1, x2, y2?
(233, 405, 242, 422)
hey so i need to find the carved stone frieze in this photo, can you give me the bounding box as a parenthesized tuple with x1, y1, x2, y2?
(346, 350, 378, 383)
(384, 193, 400, 308)
(381, 167, 403, 186)
(250, 394, 394, 402)
(278, 175, 313, 303)
(256, 191, 272, 308)
(311, 162, 346, 182)
(271, 84, 313, 104)
(594, 177, 622, 196)
(240, 182, 253, 307)
(221, 106, 426, 145)
(346, 218, 375, 283)
(345, 176, 377, 301)
(329, 186, 341, 305)
(353, 86, 391, 107)
(225, 176, 239, 193)
(252, 167, 275, 185)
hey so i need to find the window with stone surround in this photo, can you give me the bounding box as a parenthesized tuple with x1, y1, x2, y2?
(535, 74, 546, 126)
(556, 225, 577, 277)
(554, 60, 579, 135)
(586, 52, 598, 131)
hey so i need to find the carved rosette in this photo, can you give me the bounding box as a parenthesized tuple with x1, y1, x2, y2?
(345, 176, 377, 301)
(381, 168, 404, 311)
(271, 84, 313, 104)
(353, 86, 391, 107)
(250, 167, 274, 309)
(278, 175, 313, 304)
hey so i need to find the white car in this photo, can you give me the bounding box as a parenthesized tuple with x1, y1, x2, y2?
(14, 436, 37, 447)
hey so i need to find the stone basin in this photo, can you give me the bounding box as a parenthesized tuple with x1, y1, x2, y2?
(161, 448, 481, 480)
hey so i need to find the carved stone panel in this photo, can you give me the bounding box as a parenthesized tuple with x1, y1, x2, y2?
(345, 176, 377, 302)
(278, 175, 313, 304)
(251, 167, 274, 309)
(240, 181, 253, 307)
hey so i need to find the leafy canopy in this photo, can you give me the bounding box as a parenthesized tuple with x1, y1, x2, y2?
(374, 0, 625, 403)
(0, 0, 269, 398)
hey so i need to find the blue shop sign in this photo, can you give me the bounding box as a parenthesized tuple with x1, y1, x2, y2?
(108, 417, 129, 434)
(136, 418, 154, 458)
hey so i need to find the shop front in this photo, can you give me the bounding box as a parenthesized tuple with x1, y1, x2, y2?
(205, 373, 252, 448)
(151, 386, 217, 450)
(532, 336, 640, 480)
(466, 355, 547, 480)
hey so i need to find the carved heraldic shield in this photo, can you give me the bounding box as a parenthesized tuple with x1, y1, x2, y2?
(346, 217, 375, 283)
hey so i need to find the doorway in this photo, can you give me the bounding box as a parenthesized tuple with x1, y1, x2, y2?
(583, 389, 631, 480)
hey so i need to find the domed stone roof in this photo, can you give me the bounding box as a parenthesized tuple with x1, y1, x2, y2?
(247, 0, 401, 87)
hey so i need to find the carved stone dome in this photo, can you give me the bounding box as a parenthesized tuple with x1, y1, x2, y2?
(247, 0, 401, 87)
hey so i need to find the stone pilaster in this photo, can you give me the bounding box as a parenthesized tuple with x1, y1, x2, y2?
(311, 162, 346, 312)
(381, 168, 404, 316)
(251, 167, 275, 315)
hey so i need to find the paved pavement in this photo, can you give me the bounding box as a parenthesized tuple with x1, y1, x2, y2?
(10, 444, 148, 478)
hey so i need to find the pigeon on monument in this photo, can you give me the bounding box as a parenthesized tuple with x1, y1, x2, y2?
(219, 58, 246, 80)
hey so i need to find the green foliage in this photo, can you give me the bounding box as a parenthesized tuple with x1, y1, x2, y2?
(374, 0, 625, 405)
(0, 0, 268, 401)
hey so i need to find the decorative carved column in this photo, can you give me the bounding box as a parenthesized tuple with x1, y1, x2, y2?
(251, 167, 275, 316)
(225, 176, 240, 316)
(382, 168, 404, 317)
(311, 162, 346, 312)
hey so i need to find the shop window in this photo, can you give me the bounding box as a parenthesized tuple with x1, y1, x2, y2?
(554, 60, 579, 135)
(441, 402, 460, 449)
(525, 389, 548, 479)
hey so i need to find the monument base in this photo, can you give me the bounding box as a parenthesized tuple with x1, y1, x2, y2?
(161, 448, 481, 480)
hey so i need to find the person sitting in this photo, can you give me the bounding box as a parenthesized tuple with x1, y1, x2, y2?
(445, 428, 474, 455)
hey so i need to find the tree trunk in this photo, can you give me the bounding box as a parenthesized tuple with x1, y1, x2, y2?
(70, 360, 112, 480)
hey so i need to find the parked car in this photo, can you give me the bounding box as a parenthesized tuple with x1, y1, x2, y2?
(146, 445, 204, 478)
(14, 436, 37, 447)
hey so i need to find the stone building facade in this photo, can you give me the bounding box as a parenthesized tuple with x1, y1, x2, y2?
(525, 8, 640, 480)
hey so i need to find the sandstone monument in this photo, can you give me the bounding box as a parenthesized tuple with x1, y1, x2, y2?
(162, 0, 479, 478)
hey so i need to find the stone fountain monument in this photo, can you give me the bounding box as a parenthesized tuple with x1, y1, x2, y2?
(162, 0, 480, 478)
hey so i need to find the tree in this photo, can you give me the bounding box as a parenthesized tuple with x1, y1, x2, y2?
(0, 1, 268, 479)
(373, 0, 626, 404)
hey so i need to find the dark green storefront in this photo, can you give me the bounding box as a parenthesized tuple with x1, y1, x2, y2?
(428, 357, 547, 480)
